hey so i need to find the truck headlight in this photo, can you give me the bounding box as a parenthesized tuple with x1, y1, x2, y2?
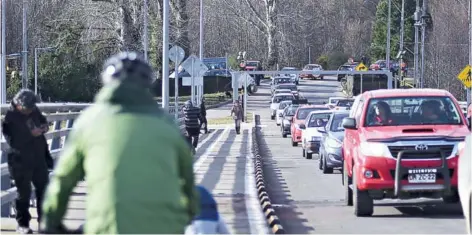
(327, 138, 342, 148)
(360, 142, 391, 158)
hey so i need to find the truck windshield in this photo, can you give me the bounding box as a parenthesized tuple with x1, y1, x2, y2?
(364, 96, 463, 126)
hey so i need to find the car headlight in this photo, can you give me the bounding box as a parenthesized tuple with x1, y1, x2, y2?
(311, 136, 321, 142)
(326, 138, 342, 148)
(360, 142, 392, 158)
(452, 141, 466, 156)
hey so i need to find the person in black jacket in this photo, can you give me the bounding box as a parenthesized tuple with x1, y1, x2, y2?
(183, 100, 201, 152)
(200, 98, 208, 134)
(1, 89, 52, 234)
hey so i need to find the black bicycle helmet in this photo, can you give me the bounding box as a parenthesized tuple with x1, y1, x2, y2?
(12, 89, 37, 109)
(101, 51, 154, 87)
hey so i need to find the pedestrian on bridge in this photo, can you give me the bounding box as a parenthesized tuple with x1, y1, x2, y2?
(230, 100, 244, 134)
(1, 89, 51, 234)
(200, 98, 208, 134)
(183, 100, 202, 152)
(40, 52, 199, 234)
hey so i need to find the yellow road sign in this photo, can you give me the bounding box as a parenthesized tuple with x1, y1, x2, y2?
(457, 65, 472, 88)
(355, 62, 368, 71)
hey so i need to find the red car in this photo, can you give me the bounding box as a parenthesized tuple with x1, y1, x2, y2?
(342, 89, 469, 217)
(290, 105, 330, 146)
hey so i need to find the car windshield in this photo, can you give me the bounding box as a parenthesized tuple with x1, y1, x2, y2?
(279, 85, 297, 91)
(297, 107, 329, 119)
(285, 106, 298, 116)
(336, 100, 354, 107)
(274, 78, 292, 84)
(364, 96, 463, 126)
(246, 62, 258, 67)
(279, 102, 291, 109)
(275, 89, 291, 94)
(307, 113, 331, 127)
(273, 95, 294, 103)
(330, 98, 342, 104)
(330, 113, 349, 132)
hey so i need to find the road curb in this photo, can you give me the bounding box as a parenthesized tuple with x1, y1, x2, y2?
(251, 113, 285, 234)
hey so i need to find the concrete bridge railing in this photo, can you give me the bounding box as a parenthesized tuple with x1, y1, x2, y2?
(0, 102, 186, 217)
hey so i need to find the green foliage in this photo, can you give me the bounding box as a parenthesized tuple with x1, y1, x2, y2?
(227, 53, 240, 69)
(370, 0, 416, 62)
(35, 21, 110, 102)
(316, 55, 329, 69)
(327, 52, 350, 69)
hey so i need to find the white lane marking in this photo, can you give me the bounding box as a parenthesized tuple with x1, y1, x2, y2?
(246, 127, 270, 234)
(193, 126, 230, 172)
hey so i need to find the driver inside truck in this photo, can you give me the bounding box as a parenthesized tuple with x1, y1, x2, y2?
(370, 101, 393, 126)
(420, 100, 444, 123)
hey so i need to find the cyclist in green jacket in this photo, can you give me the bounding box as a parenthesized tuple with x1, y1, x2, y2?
(40, 52, 199, 234)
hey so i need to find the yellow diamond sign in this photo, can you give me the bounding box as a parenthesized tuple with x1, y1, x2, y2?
(457, 65, 472, 88)
(355, 62, 368, 71)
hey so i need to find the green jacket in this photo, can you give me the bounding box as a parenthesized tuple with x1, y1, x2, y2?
(41, 81, 199, 234)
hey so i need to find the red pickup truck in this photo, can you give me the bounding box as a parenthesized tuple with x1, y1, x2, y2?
(341, 88, 469, 217)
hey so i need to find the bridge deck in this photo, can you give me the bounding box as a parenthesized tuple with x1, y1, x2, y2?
(0, 125, 268, 234)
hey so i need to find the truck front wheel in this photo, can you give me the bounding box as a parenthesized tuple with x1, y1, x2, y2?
(343, 161, 353, 206)
(353, 168, 374, 217)
(442, 189, 460, 203)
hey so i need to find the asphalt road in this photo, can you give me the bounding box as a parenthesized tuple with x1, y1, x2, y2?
(248, 77, 467, 234)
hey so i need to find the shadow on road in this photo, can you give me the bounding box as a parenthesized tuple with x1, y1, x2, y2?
(256, 125, 315, 234)
(373, 201, 464, 219)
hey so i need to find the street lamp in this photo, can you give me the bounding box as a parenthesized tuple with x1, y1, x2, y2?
(34, 47, 55, 95)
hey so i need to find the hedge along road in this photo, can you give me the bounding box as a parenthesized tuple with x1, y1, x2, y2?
(247, 77, 467, 234)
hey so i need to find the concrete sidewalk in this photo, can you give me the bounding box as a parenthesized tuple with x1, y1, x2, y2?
(193, 125, 268, 234)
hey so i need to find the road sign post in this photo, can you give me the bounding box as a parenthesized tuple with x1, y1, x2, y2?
(181, 55, 209, 106)
(457, 65, 472, 105)
(169, 45, 185, 119)
(355, 63, 369, 93)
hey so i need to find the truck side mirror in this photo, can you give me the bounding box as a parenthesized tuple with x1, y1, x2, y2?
(342, 117, 357, 130)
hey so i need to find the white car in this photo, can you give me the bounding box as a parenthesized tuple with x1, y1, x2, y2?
(272, 89, 292, 97)
(298, 110, 333, 159)
(270, 93, 295, 120)
(281, 67, 299, 84)
(276, 100, 293, 126)
(458, 135, 471, 234)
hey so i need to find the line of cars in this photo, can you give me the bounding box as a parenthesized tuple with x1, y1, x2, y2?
(268, 87, 471, 229)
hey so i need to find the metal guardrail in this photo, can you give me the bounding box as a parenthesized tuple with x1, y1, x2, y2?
(0, 102, 186, 217)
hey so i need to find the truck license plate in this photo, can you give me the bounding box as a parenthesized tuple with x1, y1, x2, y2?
(407, 168, 437, 183)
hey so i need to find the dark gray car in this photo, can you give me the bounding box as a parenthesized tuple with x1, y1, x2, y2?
(280, 104, 299, 137)
(318, 111, 349, 173)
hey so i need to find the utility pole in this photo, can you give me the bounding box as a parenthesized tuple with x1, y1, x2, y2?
(143, 0, 148, 62)
(161, 0, 170, 111)
(0, 0, 6, 103)
(420, 0, 428, 88)
(413, 0, 421, 87)
(22, 0, 28, 89)
(198, 0, 204, 106)
(386, 0, 391, 74)
(399, 0, 405, 79)
(308, 46, 311, 64)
